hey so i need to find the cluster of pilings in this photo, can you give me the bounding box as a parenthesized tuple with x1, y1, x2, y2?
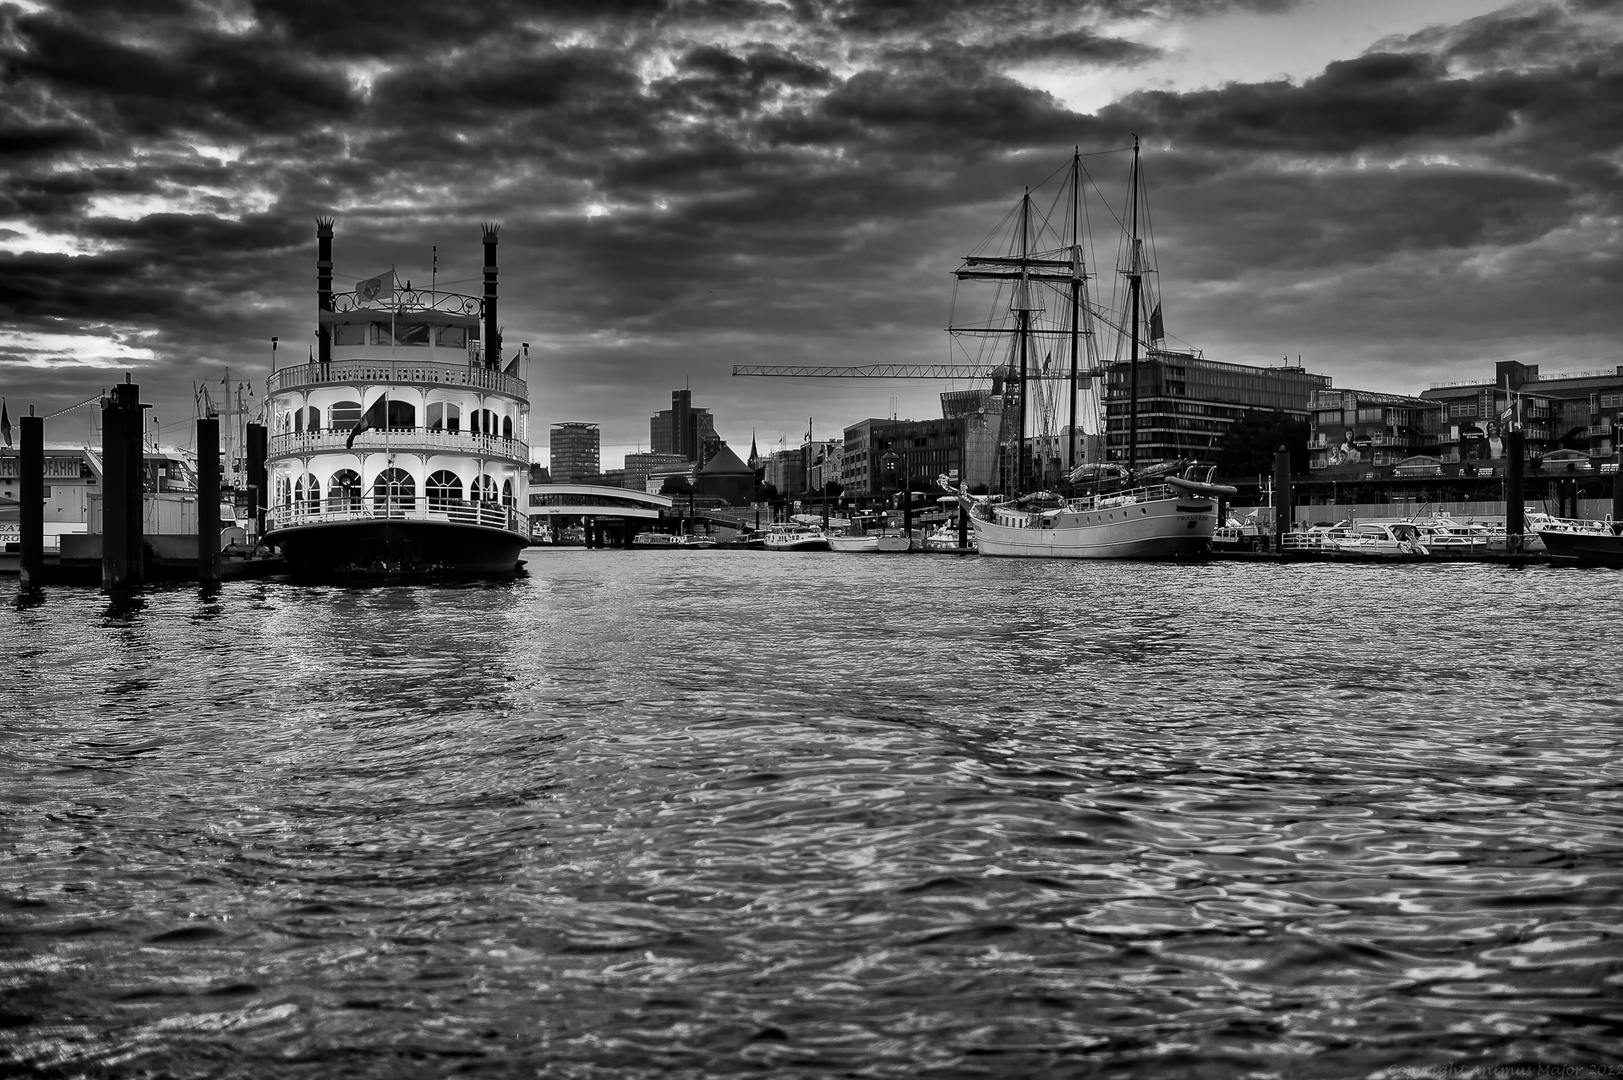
(14, 378, 269, 592)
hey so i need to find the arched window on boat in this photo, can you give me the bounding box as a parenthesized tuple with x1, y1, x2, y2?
(304, 406, 321, 432)
(501, 416, 513, 439)
(275, 475, 289, 506)
(472, 474, 497, 502)
(427, 402, 461, 432)
(474, 408, 497, 436)
(501, 479, 514, 507)
(294, 473, 320, 510)
(327, 469, 362, 511)
(293, 408, 303, 434)
(329, 400, 361, 431)
(372, 468, 415, 514)
(385, 400, 416, 430)
(426, 471, 463, 510)
(280, 411, 293, 433)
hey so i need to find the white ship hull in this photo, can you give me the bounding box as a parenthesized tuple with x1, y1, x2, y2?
(971, 490, 1219, 559)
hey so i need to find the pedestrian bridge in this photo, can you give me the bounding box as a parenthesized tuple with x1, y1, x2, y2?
(527, 484, 672, 521)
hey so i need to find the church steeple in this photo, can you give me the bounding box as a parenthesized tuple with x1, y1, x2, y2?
(748, 430, 760, 468)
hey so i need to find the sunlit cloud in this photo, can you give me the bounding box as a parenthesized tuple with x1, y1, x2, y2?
(0, 330, 161, 369)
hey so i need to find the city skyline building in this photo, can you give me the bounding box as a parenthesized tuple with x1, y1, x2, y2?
(650, 389, 721, 466)
(549, 422, 600, 484)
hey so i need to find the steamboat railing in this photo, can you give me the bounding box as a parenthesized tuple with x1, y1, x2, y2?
(268, 359, 526, 398)
(266, 497, 529, 538)
(269, 428, 527, 462)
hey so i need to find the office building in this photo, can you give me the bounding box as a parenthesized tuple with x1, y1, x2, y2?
(548, 423, 600, 483)
(1105, 351, 1331, 468)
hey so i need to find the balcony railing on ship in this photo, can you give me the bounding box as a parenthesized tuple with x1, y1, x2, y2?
(269, 427, 527, 461)
(267, 358, 526, 398)
(266, 496, 529, 537)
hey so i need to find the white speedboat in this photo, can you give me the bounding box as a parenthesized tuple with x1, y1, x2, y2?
(1417, 518, 1493, 552)
(1327, 521, 1429, 556)
(262, 221, 530, 576)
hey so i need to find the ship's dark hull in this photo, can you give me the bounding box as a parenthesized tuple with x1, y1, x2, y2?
(268, 519, 527, 578)
(1538, 529, 1623, 567)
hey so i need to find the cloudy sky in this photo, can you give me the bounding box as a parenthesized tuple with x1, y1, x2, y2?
(2, 0, 1620, 468)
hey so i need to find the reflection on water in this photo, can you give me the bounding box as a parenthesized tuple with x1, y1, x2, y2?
(3, 556, 1621, 1077)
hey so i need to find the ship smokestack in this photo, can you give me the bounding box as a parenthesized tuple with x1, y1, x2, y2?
(316, 217, 334, 367)
(482, 222, 500, 370)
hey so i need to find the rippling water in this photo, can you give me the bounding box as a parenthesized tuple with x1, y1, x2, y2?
(3, 554, 1621, 1078)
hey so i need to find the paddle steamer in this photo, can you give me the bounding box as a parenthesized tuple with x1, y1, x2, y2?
(262, 221, 531, 576)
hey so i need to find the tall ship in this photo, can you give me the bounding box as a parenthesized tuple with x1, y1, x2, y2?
(261, 221, 531, 576)
(951, 138, 1233, 558)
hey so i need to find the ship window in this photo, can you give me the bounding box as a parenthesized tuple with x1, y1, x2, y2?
(435, 326, 466, 348)
(475, 408, 497, 435)
(332, 323, 365, 346)
(293, 409, 304, 433)
(330, 400, 361, 428)
(327, 469, 362, 509)
(304, 406, 321, 431)
(502, 416, 513, 439)
(385, 401, 416, 429)
(372, 467, 414, 512)
(295, 473, 320, 507)
(398, 323, 430, 346)
(427, 402, 461, 431)
(502, 479, 514, 507)
(472, 474, 497, 502)
(427, 470, 463, 508)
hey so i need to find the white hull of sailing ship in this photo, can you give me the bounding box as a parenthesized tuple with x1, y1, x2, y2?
(968, 480, 1221, 559)
(262, 221, 530, 577)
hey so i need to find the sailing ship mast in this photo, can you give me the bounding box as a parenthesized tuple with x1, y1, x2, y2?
(1015, 190, 1031, 492)
(1126, 134, 1141, 477)
(1068, 149, 1081, 477)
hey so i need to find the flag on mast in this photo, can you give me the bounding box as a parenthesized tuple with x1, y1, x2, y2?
(346, 393, 388, 449)
(1149, 303, 1165, 342)
(356, 270, 394, 303)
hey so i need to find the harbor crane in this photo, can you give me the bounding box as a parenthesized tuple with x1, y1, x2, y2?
(731, 364, 1105, 379)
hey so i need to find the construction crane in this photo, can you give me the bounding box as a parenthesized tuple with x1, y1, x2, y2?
(732, 363, 1106, 379)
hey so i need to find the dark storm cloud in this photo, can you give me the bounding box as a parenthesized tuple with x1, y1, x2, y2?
(1, 213, 304, 327)
(2, 4, 355, 139)
(1117, 52, 1526, 154)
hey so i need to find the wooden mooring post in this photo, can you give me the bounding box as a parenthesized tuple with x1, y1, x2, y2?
(197, 416, 221, 582)
(101, 380, 146, 591)
(19, 411, 44, 588)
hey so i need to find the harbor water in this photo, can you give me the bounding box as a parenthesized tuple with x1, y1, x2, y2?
(3, 555, 1621, 1078)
